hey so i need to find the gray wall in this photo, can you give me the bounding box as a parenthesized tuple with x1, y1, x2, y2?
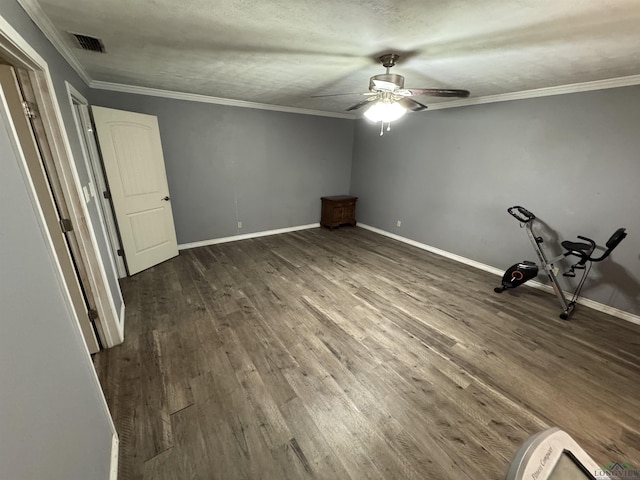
(1, 99, 112, 478)
(351, 86, 640, 316)
(1, 0, 122, 316)
(89, 90, 355, 244)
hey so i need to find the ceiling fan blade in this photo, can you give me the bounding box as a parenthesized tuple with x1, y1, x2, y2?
(406, 88, 470, 98)
(346, 97, 377, 112)
(310, 92, 372, 98)
(397, 98, 428, 112)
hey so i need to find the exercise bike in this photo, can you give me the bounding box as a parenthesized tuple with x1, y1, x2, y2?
(494, 206, 627, 320)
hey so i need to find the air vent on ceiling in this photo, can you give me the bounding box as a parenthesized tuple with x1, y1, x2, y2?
(71, 33, 106, 53)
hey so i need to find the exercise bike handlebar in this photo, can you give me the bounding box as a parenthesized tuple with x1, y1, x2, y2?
(576, 235, 596, 249)
(563, 229, 627, 262)
(508, 206, 536, 223)
(588, 228, 627, 262)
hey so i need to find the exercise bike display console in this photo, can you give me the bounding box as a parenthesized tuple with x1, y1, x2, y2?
(494, 206, 627, 320)
(505, 428, 607, 480)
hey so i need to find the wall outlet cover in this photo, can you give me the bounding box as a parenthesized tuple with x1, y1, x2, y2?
(237, 221, 243, 229)
(396, 220, 402, 227)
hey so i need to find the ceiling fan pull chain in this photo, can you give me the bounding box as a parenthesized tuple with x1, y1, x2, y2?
(387, 123, 391, 132)
(380, 122, 384, 136)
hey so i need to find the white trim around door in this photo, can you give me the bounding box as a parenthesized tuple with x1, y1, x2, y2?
(66, 81, 127, 279)
(0, 4, 118, 454)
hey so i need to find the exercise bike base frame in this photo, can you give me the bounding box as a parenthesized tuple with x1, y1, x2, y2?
(522, 218, 576, 320)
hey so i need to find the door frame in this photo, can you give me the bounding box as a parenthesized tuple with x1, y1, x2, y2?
(0, 10, 118, 476)
(0, 15, 123, 348)
(66, 81, 127, 279)
(0, 64, 102, 353)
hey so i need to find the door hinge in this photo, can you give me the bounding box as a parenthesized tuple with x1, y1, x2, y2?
(103, 190, 111, 199)
(87, 309, 99, 322)
(22, 101, 38, 119)
(60, 218, 73, 233)
(117, 249, 124, 257)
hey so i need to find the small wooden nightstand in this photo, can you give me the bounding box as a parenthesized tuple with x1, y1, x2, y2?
(321, 195, 358, 230)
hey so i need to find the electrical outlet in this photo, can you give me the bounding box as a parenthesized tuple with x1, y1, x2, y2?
(237, 221, 243, 229)
(396, 220, 402, 227)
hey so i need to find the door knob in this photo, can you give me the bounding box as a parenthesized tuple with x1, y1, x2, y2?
(162, 196, 170, 201)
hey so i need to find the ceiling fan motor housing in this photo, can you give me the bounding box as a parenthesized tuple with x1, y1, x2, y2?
(369, 73, 405, 91)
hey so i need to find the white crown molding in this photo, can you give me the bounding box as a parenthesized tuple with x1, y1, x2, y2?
(424, 74, 640, 111)
(14, 0, 352, 119)
(178, 223, 320, 250)
(90, 81, 356, 119)
(17, 0, 640, 117)
(94, 74, 640, 120)
(358, 223, 640, 326)
(16, 0, 92, 86)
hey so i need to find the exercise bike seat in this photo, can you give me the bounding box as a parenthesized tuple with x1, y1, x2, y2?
(560, 240, 593, 254)
(561, 228, 626, 262)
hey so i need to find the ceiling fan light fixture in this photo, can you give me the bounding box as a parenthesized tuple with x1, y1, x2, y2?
(363, 100, 407, 123)
(320, 53, 468, 135)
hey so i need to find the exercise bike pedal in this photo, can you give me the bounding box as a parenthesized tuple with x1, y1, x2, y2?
(563, 270, 576, 278)
(572, 264, 586, 270)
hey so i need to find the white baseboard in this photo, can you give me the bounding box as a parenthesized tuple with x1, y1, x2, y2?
(178, 223, 320, 250)
(358, 223, 640, 326)
(109, 433, 119, 480)
(358, 223, 505, 277)
(119, 300, 125, 333)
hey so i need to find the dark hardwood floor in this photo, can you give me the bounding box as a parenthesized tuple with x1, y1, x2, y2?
(94, 227, 640, 480)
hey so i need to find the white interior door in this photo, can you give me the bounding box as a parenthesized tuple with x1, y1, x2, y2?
(92, 106, 178, 275)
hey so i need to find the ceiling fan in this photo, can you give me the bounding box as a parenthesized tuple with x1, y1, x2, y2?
(314, 53, 470, 134)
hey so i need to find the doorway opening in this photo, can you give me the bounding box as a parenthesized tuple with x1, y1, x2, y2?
(66, 82, 127, 279)
(0, 17, 123, 350)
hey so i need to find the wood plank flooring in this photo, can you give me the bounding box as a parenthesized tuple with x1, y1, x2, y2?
(94, 227, 640, 480)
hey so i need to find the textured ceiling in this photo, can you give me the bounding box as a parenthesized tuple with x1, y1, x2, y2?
(34, 0, 640, 114)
